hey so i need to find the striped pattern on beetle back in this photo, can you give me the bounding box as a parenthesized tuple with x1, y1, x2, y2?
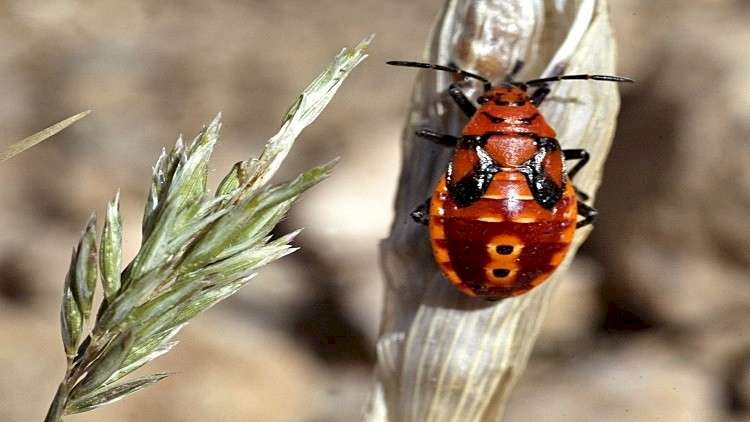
(463, 86, 556, 139)
(429, 174, 577, 299)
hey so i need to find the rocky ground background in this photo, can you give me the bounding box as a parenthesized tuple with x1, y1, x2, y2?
(0, 1, 748, 421)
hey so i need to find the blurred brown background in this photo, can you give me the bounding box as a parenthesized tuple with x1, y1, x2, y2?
(0, 1, 748, 421)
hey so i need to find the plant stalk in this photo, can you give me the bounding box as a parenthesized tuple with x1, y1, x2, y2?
(44, 363, 73, 422)
(367, 1, 622, 420)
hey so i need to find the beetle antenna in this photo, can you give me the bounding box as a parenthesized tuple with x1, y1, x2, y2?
(387, 60, 492, 92)
(525, 74, 634, 86)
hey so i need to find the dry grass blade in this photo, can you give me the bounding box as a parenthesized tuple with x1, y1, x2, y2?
(367, 1, 623, 421)
(0, 110, 90, 162)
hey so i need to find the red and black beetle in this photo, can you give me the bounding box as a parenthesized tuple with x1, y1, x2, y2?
(388, 60, 632, 300)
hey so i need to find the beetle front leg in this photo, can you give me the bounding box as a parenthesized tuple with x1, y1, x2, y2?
(415, 129, 458, 147)
(529, 85, 551, 105)
(448, 83, 476, 117)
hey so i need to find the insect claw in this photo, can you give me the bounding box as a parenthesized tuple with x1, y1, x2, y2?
(410, 200, 430, 226)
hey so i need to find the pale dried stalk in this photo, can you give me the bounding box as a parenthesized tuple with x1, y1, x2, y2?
(1, 110, 90, 162)
(367, 1, 622, 421)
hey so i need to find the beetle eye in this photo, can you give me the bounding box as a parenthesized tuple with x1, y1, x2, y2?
(477, 96, 489, 104)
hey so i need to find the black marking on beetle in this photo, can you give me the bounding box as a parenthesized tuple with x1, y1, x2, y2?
(447, 146, 500, 208)
(493, 98, 527, 106)
(463, 130, 540, 140)
(493, 268, 511, 277)
(518, 137, 565, 209)
(459, 130, 541, 148)
(459, 135, 487, 148)
(481, 111, 539, 125)
(496, 245, 514, 255)
(519, 113, 540, 124)
(481, 111, 506, 123)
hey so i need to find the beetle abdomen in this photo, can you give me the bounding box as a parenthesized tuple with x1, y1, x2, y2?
(429, 173, 577, 298)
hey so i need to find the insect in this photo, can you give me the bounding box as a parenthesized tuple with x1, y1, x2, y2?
(388, 60, 632, 300)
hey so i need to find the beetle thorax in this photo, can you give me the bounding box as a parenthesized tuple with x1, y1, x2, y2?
(483, 135, 538, 167)
(462, 86, 556, 139)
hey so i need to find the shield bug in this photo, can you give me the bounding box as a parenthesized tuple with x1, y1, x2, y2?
(388, 60, 632, 299)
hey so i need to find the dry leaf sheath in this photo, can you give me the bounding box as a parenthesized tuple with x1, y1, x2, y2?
(44, 37, 371, 422)
(368, 1, 621, 421)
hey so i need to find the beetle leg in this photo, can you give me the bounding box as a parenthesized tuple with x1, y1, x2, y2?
(574, 186, 590, 201)
(529, 84, 551, 105)
(410, 197, 432, 225)
(415, 129, 458, 147)
(562, 148, 590, 179)
(576, 200, 598, 228)
(448, 83, 476, 117)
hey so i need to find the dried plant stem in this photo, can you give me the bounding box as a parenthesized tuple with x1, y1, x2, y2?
(368, 1, 622, 421)
(1, 111, 90, 162)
